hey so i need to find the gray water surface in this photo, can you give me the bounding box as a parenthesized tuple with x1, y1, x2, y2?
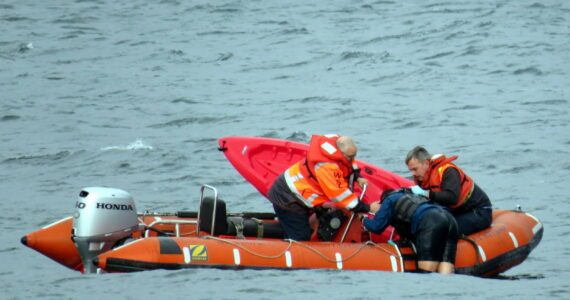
(1, 1, 569, 299)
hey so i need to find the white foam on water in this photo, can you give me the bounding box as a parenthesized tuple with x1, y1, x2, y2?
(100, 139, 154, 151)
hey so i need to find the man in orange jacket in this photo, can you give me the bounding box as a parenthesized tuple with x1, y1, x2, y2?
(267, 135, 379, 241)
(405, 146, 492, 236)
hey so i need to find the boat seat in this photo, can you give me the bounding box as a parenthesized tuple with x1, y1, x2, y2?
(198, 196, 229, 235)
(198, 196, 284, 239)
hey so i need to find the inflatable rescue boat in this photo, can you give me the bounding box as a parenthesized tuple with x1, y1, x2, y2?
(21, 137, 543, 277)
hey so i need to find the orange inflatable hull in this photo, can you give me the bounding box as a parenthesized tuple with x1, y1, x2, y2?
(21, 217, 83, 271)
(454, 210, 543, 276)
(22, 208, 542, 276)
(95, 237, 405, 272)
(21, 214, 200, 272)
(92, 210, 542, 276)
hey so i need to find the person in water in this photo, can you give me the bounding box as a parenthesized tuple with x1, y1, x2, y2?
(405, 146, 492, 236)
(363, 188, 458, 274)
(267, 134, 379, 241)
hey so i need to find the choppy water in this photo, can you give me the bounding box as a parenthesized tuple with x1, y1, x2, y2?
(1, 0, 569, 299)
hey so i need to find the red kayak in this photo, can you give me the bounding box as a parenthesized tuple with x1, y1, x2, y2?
(217, 136, 414, 203)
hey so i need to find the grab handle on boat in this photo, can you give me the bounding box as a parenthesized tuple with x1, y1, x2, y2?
(340, 212, 355, 242)
(198, 184, 219, 236)
(360, 184, 368, 201)
(340, 184, 368, 242)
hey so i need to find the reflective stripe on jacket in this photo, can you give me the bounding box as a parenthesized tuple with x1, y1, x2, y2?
(419, 154, 474, 211)
(284, 135, 359, 209)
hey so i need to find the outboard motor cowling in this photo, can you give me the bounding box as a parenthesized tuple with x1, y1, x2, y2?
(72, 187, 140, 273)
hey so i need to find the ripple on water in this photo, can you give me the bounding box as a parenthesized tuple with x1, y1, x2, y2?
(1, 115, 21, 121)
(2, 151, 73, 166)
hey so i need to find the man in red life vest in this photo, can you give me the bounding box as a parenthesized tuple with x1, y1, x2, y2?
(405, 146, 492, 236)
(267, 135, 379, 241)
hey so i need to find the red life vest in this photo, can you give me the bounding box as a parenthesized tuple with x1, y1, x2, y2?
(284, 135, 359, 209)
(419, 154, 474, 211)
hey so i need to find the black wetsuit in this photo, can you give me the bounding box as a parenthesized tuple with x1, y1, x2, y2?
(430, 168, 492, 236)
(364, 191, 458, 263)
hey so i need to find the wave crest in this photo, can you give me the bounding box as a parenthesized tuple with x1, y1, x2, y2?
(100, 139, 154, 151)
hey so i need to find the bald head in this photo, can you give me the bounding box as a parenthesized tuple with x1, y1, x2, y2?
(336, 136, 357, 162)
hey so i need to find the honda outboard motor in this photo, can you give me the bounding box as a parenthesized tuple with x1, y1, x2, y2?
(72, 187, 141, 273)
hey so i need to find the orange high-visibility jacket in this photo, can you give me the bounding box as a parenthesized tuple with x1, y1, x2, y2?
(419, 154, 475, 211)
(284, 135, 360, 209)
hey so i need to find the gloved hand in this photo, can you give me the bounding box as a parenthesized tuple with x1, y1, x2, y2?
(357, 177, 369, 188)
(350, 201, 370, 213)
(410, 185, 429, 197)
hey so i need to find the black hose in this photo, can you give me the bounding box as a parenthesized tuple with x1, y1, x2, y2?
(145, 226, 174, 237)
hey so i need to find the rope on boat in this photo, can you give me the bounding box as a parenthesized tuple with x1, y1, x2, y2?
(365, 242, 399, 257)
(204, 236, 294, 259)
(178, 230, 197, 236)
(203, 236, 397, 263)
(288, 240, 397, 263)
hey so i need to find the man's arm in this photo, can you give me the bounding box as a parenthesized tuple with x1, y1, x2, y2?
(314, 162, 362, 210)
(363, 197, 393, 234)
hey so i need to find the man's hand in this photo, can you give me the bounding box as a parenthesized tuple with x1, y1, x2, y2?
(410, 185, 429, 197)
(369, 201, 381, 214)
(357, 177, 368, 187)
